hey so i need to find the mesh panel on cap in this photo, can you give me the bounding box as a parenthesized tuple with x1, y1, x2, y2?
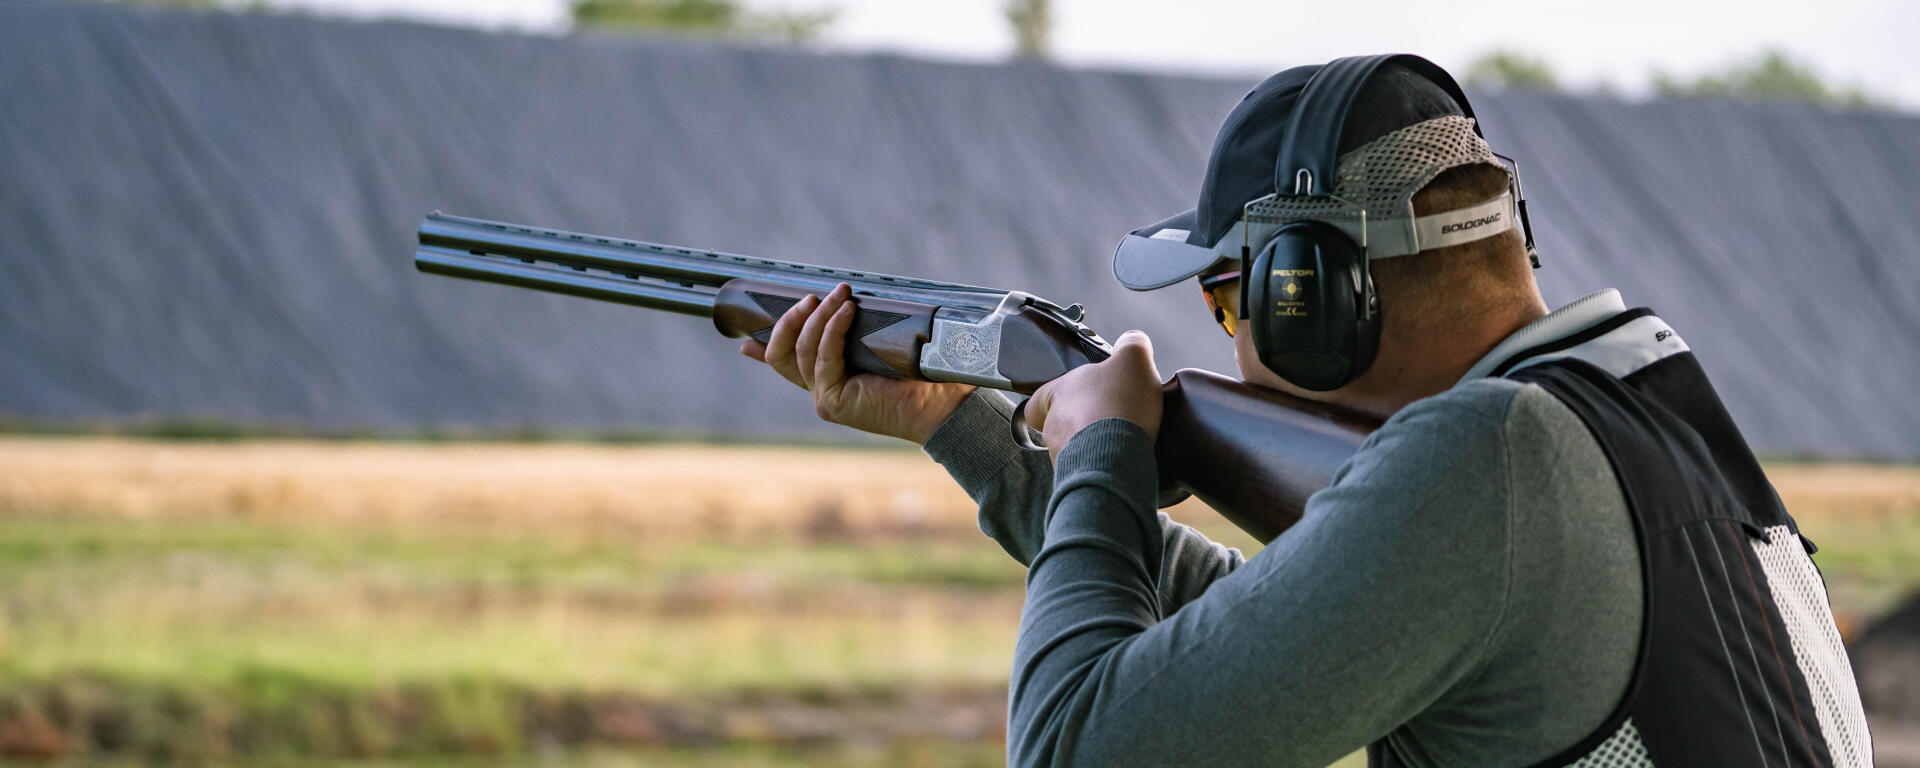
(1246, 115, 1498, 226)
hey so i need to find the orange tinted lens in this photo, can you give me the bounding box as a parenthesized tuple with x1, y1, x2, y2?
(1203, 283, 1238, 337)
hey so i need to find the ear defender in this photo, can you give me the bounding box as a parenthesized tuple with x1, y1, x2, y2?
(1245, 220, 1379, 391)
(1243, 53, 1482, 391)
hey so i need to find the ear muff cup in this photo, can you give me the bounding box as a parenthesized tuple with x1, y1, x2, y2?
(1245, 220, 1380, 391)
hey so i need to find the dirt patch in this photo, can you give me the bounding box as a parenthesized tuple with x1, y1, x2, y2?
(0, 675, 1007, 763)
(1852, 592, 1920, 720)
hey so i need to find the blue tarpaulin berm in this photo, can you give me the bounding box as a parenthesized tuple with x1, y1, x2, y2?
(2, 1, 1916, 457)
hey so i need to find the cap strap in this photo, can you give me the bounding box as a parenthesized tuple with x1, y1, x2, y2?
(1400, 191, 1518, 256)
(1241, 189, 1516, 260)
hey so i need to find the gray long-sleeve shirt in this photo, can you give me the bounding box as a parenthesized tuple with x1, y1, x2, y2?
(921, 291, 1647, 767)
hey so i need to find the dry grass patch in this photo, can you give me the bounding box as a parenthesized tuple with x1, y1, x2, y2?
(0, 438, 984, 540)
(1768, 463, 1920, 520)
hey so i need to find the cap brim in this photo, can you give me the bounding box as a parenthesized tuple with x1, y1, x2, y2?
(1111, 209, 1226, 291)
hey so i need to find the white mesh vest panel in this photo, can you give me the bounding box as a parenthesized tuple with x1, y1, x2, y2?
(1751, 525, 1873, 767)
(1560, 719, 1652, 768)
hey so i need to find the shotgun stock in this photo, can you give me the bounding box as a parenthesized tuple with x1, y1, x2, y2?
(1156, 370, 1378, 542)
(414, 213, 1378, 543)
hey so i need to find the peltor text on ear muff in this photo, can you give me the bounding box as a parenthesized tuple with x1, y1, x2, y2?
(1245, 220, 1376, 391)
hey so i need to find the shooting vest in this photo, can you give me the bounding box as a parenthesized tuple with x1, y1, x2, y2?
(1369, 305, 1873, 768)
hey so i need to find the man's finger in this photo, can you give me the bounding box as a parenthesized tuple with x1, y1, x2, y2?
(740, 339, 767, 362)
(815, 298, 857, 394)
(1113, 329, 1160, 378)
(1023, 382, 1063, 461)
(763, 294, 818, 389)
(1024, 381, 1053, 433)
(796, 284, 850, 388)
(1113, 329, 1151, 358)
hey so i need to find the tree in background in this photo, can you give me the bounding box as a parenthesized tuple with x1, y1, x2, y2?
(1654, 49, 1883, 110)
(1005, 0, 1051, 60)
(1464, 50, 1559, 91)
(570, 0, 837, 45)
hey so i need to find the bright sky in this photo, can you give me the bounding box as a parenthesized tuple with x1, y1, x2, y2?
(282, 0, 1920, 108)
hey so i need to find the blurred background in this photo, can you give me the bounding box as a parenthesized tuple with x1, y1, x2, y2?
(1, 0, 1916, 766)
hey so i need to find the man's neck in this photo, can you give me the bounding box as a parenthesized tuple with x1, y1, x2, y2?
(1353, 302, 1548, 419)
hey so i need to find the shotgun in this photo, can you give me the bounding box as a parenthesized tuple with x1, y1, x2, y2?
(414, 212, 1377, 543)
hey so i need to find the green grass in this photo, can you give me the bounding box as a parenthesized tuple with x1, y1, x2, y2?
(0, 744, 1011, 768)
(0, 444, 1910, 767)
(0, 671, 1012, 763)
(0, 517, 1022, 697)
(0, 513, 1022, 762)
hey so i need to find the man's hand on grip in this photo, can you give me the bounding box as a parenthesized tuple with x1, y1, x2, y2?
(742, 283, 974, 445)
(1025, 330, 1162, 462)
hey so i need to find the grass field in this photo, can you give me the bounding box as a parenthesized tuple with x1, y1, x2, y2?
(0, 437, 1914, 766)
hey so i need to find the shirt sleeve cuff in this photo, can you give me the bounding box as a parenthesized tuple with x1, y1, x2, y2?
(1053, 418, 1160, 511)
(922, 388, 1035, 486)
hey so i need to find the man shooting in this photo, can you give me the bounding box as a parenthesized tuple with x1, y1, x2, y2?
(743, 54, 1871, 767)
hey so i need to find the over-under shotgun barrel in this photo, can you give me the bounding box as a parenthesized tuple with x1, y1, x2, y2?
(417, 212, 1010, 311)
(414, 248, 716, 315)
(415, 213, 1378, 544)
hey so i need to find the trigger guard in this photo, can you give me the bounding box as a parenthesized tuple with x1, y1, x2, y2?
(1010, 398, 1048, 452)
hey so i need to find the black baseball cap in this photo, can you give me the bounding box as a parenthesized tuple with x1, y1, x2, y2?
(1112, 58, 1467, 291)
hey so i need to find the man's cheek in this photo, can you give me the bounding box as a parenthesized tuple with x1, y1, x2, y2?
(1231, 334, 1278, 388)
(1231, 333, 1316, 400)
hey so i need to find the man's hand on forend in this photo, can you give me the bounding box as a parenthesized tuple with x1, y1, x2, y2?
(743, 282, 976, 445)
